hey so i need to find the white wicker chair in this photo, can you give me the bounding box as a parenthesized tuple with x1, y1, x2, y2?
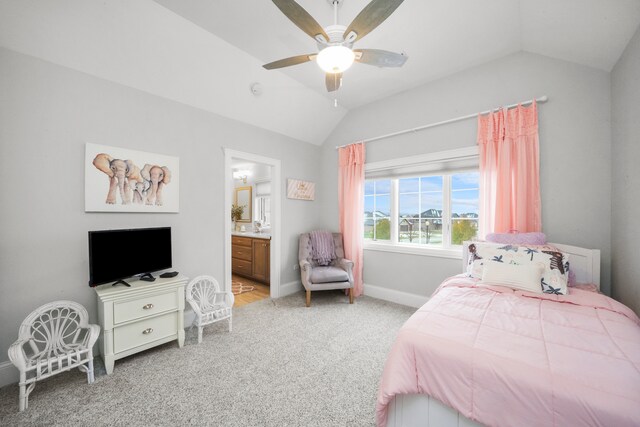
(186, 275, 234, 344)
(8, 300, 100, 411)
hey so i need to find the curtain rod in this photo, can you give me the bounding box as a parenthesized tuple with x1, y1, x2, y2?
(335, 95, 548, 150)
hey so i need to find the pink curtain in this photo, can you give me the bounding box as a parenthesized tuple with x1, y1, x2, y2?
(478, 101, 541, 236)
(338, 143, 365, 297)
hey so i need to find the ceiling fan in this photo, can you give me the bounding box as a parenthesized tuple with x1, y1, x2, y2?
(263, 0, 408, 93)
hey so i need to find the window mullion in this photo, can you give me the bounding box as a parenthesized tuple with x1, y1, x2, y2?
(390, 179, 399, 244)
(443, 175, 451, 248)
(372, 185, 377, 240)
(418, 178, 422, 245)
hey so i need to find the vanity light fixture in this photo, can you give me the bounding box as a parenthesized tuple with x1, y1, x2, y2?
(233, 169, 251, 184)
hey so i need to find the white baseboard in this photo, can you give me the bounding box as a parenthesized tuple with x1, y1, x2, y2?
(364, 283, 429, 308)
(0, 360, 18, 388)
(278, 281, 427, 308)
(280, 280, 303, 297)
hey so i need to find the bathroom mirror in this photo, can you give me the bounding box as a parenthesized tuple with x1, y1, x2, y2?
(234, 186, 252, 222)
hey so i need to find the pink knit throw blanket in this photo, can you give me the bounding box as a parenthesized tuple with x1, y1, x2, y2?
(310, 231, 335, 266)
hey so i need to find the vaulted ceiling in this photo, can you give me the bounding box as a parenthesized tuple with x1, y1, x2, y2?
(1, 1, 639, 146)
(156, 0, 640, 109)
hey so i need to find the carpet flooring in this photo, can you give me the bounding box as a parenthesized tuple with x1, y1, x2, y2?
(0, 291, 414, 427)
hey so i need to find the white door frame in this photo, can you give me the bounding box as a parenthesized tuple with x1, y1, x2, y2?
(224, 148, 281, 298)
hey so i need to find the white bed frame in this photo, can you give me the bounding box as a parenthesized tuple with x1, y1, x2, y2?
(462, 242, 601, 290)
(386, 242, 601, 427)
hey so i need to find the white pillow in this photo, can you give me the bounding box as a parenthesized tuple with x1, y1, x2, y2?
(466, 241, 570, 295)
(479, 261, 544, 294)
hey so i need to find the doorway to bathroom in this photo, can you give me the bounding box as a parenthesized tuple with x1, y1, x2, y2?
(224, 149, 281, 306)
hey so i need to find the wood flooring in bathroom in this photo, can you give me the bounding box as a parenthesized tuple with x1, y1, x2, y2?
(232, 274, 270, 307)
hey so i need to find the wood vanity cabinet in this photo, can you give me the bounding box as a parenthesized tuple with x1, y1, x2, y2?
(251, 239, 270, 283)
(232, 235, 270, 284)
(231, 236, 253, 277)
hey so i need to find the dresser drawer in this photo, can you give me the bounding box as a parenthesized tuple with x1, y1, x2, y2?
(113, 312, 178, 354)
(232, 258, 252, 276)
(232, 245, 252, 261)
(113, 291, 178, 324)
(232, 236, 252, 247)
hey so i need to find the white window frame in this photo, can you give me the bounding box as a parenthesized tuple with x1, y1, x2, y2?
(255, 195, 271, 225)
(363, 147, 479, 260)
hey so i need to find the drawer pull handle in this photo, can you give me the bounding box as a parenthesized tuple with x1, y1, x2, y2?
(142, 303, 154, 310)
(142, 328, 153, 335)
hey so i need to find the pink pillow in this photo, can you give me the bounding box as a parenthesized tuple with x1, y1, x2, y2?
(568, 269, 577, 287)
(485, 232, 547, 245)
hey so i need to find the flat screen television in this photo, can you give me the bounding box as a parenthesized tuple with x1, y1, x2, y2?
(88, 227, 172, 287)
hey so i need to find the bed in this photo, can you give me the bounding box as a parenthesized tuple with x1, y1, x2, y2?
(377, 243, 640, 427)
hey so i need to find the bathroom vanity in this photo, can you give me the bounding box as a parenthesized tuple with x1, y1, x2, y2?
(231, 232, 271, 284)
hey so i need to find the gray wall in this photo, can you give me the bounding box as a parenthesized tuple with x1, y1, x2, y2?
(0, 48, 324, 364)
(320, 52, 612, 298)
(611, 27, 640, 314)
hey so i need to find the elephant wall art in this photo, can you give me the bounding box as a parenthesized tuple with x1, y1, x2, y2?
(85, 143, 179, 212)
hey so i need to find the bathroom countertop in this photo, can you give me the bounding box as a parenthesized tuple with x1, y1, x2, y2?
(231, 231, 271, 240)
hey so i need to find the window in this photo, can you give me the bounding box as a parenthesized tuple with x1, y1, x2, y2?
(364, 172, 479, 250)
(364, 180, 391, 241)
(254, 181, 271, 226)
(398, 176, 443, 245)
(450, 173, 480, 245)
(255, 196, 270, 225)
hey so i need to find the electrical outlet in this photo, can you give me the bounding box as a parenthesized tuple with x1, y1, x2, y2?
(293, 264, 299, 271)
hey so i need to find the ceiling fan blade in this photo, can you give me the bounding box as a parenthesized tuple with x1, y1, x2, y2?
(326, 73, 342, 92)
(343, 0, 405, 43)
(272, 0, 330, 43)
(263, 54, 315, 70)
(354, 49, 408, 67)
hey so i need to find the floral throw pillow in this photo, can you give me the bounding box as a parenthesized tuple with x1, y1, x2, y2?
(467, 242, 570, 295)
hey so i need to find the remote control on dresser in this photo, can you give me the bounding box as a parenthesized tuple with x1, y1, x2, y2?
(160, 271, 179, 278)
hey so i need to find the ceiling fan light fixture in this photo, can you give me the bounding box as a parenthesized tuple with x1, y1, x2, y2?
(316, 45, 355, 73)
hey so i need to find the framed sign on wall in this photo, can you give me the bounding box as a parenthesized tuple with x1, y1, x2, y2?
(287, 179, 315, 201)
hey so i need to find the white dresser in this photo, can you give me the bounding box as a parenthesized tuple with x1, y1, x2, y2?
(94, 275, 188, 374)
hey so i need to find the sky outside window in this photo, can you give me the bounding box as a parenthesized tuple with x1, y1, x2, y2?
(451, 173, 479, 216)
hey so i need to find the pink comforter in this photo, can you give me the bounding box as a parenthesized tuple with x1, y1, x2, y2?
(376, 275, 640, 427)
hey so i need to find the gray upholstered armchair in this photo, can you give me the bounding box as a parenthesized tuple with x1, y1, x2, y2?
(298, 232, 354, 307)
